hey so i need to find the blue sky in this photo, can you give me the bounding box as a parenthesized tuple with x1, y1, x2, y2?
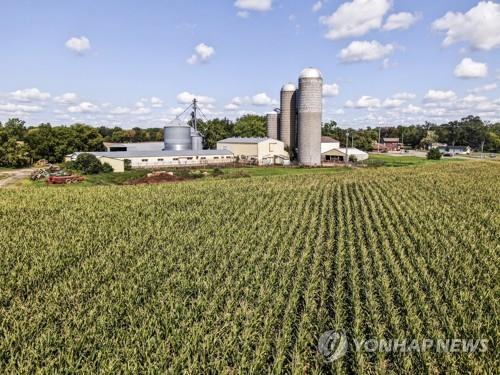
(0, 0, 499, 128)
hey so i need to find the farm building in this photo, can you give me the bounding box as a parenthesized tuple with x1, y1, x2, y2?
(103, 142, 164, 152)
(381, 138, 402, 151)
(216, 137, 289, 165)
(320, 136, 341, 153)
(66, 150, 235, 171)
(322, 147, 368, 162)
(434, 145, 471, 155)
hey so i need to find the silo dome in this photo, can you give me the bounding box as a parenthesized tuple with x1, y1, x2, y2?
(281, 83, 297, 92)
(299, 67, 323, 79)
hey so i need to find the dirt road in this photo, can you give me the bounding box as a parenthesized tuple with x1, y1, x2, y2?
(0, 169, 33, 188)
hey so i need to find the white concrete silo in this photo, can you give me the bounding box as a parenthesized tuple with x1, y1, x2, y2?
(297, 68, 323, 166)
(279, 83, 297, 149)
(266, 112, 279, 140)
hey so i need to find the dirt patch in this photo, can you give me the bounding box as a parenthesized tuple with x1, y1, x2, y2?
(124, 174, 185, 185)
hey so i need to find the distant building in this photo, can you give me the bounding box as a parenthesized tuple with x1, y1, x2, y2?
(322, 147, 368, 162)
(217, 137, 289, 165)
(103, 142, 164, 152)
(381, 138, 402, 151)
(66, 149, 235, 172)
(320, 136, 341, 153)
(434, 145, 471, 155)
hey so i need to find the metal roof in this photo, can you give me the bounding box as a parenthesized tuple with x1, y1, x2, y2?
(104, 142, 165, 151)
(299, 67, 322, 79)
(322, 147, 368, 156)
(281, 83, 297, 91)
(71, 149, 233, 158)
(218, 137, 270, 144)
(321, 136, 340, 143)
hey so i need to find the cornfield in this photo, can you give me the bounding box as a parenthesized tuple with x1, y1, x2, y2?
(0, 162, 498, 373)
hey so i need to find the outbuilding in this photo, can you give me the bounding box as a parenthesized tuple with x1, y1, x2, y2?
(322, 147, 369, 162)
(216, 137, 289, 165)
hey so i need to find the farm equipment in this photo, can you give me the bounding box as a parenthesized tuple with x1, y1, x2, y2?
(47, 175, 85, 185)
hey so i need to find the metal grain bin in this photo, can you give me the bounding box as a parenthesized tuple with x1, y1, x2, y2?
(163, 121, 192, 151)
(266, 112, 279, 140)
(280, 83, 297, 149)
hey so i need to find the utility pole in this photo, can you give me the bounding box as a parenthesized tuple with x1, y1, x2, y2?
(192, 98, 198, 131)
(401, 128, 404, 153)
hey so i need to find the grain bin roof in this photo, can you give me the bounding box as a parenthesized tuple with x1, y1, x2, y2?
(281, 83, 296, 91)
(299, 67, 322, 79)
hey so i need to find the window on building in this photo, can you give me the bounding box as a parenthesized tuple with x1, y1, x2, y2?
(200, 157, 206, 160)
(214, 157, 219, 159)
(141, 159, 148, 162)
(187, 157, 193, 160)
(173, 158, 179, 161)
(157, 158, 164, 162)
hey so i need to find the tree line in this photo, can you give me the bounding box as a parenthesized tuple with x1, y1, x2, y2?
(0, 115, 498, 168)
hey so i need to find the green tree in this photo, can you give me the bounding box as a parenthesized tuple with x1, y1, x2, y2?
(197, 118, 234, 149)
(427, 148, 442, 160)
(0, 138, 31, 167)
(234, 115, 266, 138)
(73, 153, 104, 174)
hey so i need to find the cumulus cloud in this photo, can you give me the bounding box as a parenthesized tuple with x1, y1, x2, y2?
(251, 92, 277, 106)
(237, 11, 249, 18)
(432, 1, 500, 50)
(234, 0, 272, 12)
(323, 83, 340, 97)
(150, 97, 163, 107)
(382, 98, 404, 108)
(345, 95, 381, 108)
(0, 103, 43, 113)
(10, 88, 50, 102)
(392, 92, 416, 100)
(131, 107, 152, 115)
(339, 40, 394, 62)
(402, 104, 423, 114)
(187, 43, 215, 65)
(454, 58, 488, 79)
(177, 91, 215, 104)
(424, 90, 457, 102)
(468, 83, 497, 93)
(320, 0, 392, 40)
(65, 36, 91, 54)
(54, 92, 78, 104)
(383, 12, 420, 31)
(312, 1, 323, 13)
(109, 106, 131, 115)
(67, 102, 99, 113)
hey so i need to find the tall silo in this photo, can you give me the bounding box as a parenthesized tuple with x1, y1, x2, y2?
(280, 83, 297, 149)
(266, 112, 279, 140)
(163, 119, 192, 151)
(191, 128, 203, 151)
(297, 68, 323, 166)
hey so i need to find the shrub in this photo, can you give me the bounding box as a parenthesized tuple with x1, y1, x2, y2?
(74, 153, 103, 175)
(124, 159, 132, 171)
(101, 163, 114, 173)
(427, 148, 442, 160)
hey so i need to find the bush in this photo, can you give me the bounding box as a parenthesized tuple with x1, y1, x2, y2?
(74, 153, 104, 174)
(101, 163, 114, 173)
(124, 159, 132, 171)
(427, 148, 442, 160)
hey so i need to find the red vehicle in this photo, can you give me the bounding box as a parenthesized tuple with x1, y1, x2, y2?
(47, 175, 85, 185)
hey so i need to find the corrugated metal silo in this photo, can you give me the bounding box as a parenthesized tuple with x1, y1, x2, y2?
(297, 68, 323, 166)
(266, 112, 279, 140)
(163, 120, 192, 151)
(191, 129, 203, 151)
(280, 83, 297, 149)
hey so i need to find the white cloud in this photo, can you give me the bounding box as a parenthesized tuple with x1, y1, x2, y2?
(323, 83, 340, 97)
(402, 104, 423, 114)
(234, 0, 272, 11)
(320, 0, 392, 40)
(225, 103, 240, 111)
(339, 40, 394, 62)
(109, 106, 131, 115)
(67, 102, 99, 113)
(168, 107, 185, 116)
(392, 92, 416, 100)
(54, 92, 78, 104)
(424, 89, 457, 102)
(65, 36, 91, 54)
(454, 58, 488, 79)
(432, 1, 500, 50)
(251, 92, 277, 106)
(345, 95, 381, 108)
(312, 1, 323, 13)
(150, 97, 163, 107)
(382, 98, 404, 108)
(0, 103, 43, 113)
(187, 43, 215, 65)
(468, 83, 498, 93)
(237, 11, 249, 18)
(131, 107, 151, 115)
(177, 91, 215, 104)
(10, 88, 50, 102)
(383, 12, 420, 31)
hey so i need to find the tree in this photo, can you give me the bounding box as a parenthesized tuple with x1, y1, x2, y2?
(197, 118, 234, 149)
(0, 138, 31, 167)
(427, 148, 441, 160)
(420, 130, 439, 149)
(234, 115, 266, 138)
(73, 153, 104, 174)
(322, 120, 338, 135)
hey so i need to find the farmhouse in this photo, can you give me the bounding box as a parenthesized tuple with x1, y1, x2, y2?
(320, 136, 341, 153)
(381, 138, 402, 151)
(216, 137, 289, 165)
